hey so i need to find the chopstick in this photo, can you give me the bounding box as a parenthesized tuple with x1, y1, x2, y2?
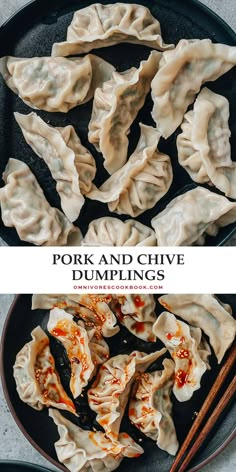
(177, 376, 235, 472)
(170, 343, 236, 472)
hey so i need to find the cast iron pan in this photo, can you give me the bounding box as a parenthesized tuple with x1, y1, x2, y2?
(1, 294, 235, 472)
(0, 461, 53, 472)
(0, 0, 236, 246)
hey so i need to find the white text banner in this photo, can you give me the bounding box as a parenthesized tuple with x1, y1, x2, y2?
(0, 246, 235, 294)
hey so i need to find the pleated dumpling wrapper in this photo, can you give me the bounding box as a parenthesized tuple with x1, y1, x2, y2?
(76, 320, 110, 373)
(88, 348, 167, 440)
(15, 112, 96, 222)
(111, 294, 157, 342)
(0, 159, 82, 246)
(32, 294, 119, 337)
(52, 3, 173, 56)
(151, 39, 236, 138)
(49, 408, 144, 472)
(158, 294, 236, 363)
(87, 124, 173, 217)
(153, 312, 211, 402)
(13, 326, 76, 415)
(177, 88, 236, 199)
(81, 217, 157, 246)
(151, 186, 236, 246)
(0, 54, 115, 112)
(129, 358, 179, 455)
(89, 51, 162, 174)
(47, 308, 109, 398)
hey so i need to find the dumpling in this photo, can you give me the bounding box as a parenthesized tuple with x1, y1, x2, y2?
(153, 312, 211, 402)
(15, 112, 96, 222)
(49, 409, 144, 472)
(77, 321, 110, 369)
(88, 52, 161, 174)
(52, 3, 173, 56)
(151, 186, 236, 246)
(0, 54, 114, 112)
(158, 294, 236, 363)
(87, 124, 173, 216)
(32, 294, 82, 312)
(88, 348, 166, 439)
(129, 358, 178, 455)
(177, 88, 236, 198)
(0, 159, 82, 246)
(13, 326, 76, 415)
(32, 294, 119, 337)
(55, 294, 119, 338)
(47, 308, 96, 398)
(151, 39, 236, 138)
(81, 217, 157, 246)
(111, 294, 157, 341)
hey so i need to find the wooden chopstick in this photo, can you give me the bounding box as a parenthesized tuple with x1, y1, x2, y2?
(170, 343, 236, 472)
(177, 375, 235, 472)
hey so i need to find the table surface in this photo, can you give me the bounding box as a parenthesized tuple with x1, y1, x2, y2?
(0, 1, 236, 472)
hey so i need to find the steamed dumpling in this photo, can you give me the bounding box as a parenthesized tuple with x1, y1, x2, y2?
(88, 348, 166, 439)
(32, 294, 119, 338)
(87, 124, 173, 216)
(151, 39, 236, 138)
(153, 312, 211, 402)
(13, 326, 76, 415)
(129, 358, 178, 455)
(0, 159, 82, 246)
(81, 217, 157, 246)
(49, 408, 144, 472)
(151, 186, 236, 246)
(177, 88, 236, 199)
(47, 308, 96, 398)
(15, 112, 96, 222)
(88, 52, 161, 174)
(0, 54, 114, 112)
(111, 294, 157, 342)
(52, 3, 173, 56)
(158, 294, 236, 363)
(77, 320, 110, 369)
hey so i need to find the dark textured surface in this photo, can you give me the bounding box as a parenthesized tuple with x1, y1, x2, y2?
(1, 294, 235, 472)
(0, 0, 235, 246)
(0, 461, 53, 472)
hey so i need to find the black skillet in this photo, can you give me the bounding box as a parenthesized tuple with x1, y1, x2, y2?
(0, 0, 235, 246)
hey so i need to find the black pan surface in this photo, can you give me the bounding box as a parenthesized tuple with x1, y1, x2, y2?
(0, 0, 235, 246)
(1, 294, 235, 472)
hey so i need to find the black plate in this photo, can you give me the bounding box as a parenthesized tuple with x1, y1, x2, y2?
(1, 294, 235, 472)
(0, 461, 53, 472)
(0, 0, 236, 246)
